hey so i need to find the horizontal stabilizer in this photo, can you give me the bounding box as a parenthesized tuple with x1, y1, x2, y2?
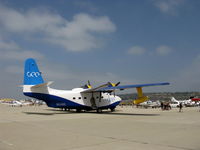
(30, 81, 53, 88)
(18, 85, 24, 87)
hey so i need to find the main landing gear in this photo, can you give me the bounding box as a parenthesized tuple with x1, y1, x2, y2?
(110, 108, 115, 112)
(96, 109, 102, 113)
(96, 107, 116, 113)
(76, 109, 82, 113)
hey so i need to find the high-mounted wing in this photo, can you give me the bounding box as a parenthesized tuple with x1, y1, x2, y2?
(82, 82, 169, 104)
(100, 82, 170, 104)
(98, 82, 170, 92)
(81, 83, 110, 93)
(82, 82, 169, 93)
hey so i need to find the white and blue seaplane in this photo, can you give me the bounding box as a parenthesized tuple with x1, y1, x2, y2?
(23, 58, 169, 112)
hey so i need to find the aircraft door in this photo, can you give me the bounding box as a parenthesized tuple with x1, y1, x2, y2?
(108, 93, 111, 104)
(95, 92, 102, 107)
(90, 93, 96, 108)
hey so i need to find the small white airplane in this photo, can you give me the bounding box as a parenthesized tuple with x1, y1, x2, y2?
(170, 97, 180, 108)
(9, 100, 23, 107)
(23, 58, 169, 112)
(170, 97, 196, 107)
(0, 99, 23, 106)
(139, 100, 161, 108)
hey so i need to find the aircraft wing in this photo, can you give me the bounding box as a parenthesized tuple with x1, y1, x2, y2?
(81, 83, 109, 93)
(99, 82, 169, 91)
(82, 82, 169, 93)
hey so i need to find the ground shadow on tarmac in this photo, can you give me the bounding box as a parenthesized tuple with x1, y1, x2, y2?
(99, 112, 159, 116)
(23, 111, 74, 115)
(23, 109, 160, 116)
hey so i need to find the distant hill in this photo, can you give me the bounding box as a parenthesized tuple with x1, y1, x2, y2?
(119, 92, 200, 101)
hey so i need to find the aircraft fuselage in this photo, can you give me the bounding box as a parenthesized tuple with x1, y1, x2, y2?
(23, 85, 121, 111)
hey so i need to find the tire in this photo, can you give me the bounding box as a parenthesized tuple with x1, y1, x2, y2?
(110, 108, 115, 112)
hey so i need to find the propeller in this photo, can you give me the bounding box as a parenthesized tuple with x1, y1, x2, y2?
(108, 82, 120, 87)
(115, 82, 120, 86)
(107, 82, 120, 97)
(81, 80, 92, 89)
(87, 80, 92, 88)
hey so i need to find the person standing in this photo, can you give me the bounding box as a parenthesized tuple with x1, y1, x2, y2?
(161, 102, 164, 110)
(179, 102, 183, 112)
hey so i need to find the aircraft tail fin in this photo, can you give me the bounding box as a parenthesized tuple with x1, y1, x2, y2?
(171, 97, 177, 102)
(24, 58, 44, 85)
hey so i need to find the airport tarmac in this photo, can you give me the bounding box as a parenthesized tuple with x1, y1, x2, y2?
(0, 104, 199, 150)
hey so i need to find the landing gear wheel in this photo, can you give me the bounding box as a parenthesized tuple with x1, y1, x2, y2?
(110, 108, 115, 112)
(76, 109, 81, 113)
(96, 109, 102, 113)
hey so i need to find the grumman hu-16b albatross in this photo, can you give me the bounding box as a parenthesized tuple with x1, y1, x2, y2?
(23, 58, 169, 112)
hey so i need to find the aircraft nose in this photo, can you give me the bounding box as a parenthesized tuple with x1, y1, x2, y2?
(116, 96, 121, 101)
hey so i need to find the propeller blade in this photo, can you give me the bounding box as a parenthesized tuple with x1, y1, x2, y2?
(107, 82, 113, 87)
(107, 81, 120, 87)
(115, 82, 120, 86)
(88, 80, 91, 86)
(87, 80, 92, 88)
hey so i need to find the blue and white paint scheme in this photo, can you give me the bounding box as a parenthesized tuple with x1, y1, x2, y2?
(23, 58, 169, 112)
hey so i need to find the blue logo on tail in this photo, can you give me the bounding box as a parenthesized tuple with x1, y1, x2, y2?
(24, 58, 44, 85)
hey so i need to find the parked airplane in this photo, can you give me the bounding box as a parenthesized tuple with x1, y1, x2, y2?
(9, 100, 23, 107)
(191, 97, 200, 102)
(170, 97, 196, 107)
(139, 100, 161, 108)
(170, 97, 180, 108)
(23, 58, 169, 112)
(0, 99, 32, 107)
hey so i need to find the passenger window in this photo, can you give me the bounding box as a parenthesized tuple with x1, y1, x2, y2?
(79, 97, 81, 99)
(73, 97, 76, 100)
(84, 97, 87, 99)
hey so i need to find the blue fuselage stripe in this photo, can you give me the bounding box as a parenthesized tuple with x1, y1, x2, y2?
(24, 92, 120, 109)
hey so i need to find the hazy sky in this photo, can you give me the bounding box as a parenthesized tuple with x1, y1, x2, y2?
(0, 0, 200, 99)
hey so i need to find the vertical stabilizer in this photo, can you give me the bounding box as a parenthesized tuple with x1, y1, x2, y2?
(24, 58, 44, 85)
